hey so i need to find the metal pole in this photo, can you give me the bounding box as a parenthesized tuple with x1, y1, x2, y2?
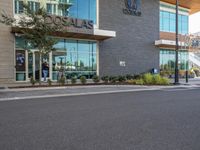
(174, 0, 179, 84)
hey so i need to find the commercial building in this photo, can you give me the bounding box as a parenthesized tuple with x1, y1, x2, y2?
(0, 0, 200, 83)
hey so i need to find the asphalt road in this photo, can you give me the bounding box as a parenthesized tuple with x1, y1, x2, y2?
(1, 88, 200, 150)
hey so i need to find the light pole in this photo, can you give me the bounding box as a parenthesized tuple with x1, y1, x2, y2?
(174, 0, 179, 84)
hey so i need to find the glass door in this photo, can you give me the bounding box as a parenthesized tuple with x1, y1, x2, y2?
(28, 51, 50, 81)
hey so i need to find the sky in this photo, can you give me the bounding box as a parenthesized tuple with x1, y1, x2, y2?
(189, 12, 200, 34)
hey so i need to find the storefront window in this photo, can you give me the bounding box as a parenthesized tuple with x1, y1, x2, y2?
(52, 39, 97, 80)
(160, 49, 189, 71)
(15, 36, 97, 81)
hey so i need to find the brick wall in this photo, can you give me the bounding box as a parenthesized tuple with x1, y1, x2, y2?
(99, 0, 160, 76)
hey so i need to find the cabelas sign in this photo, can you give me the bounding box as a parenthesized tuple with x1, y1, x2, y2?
(44, 15, 94, 33)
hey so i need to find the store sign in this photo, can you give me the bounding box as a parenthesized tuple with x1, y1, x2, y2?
(123, 0, 141, 16)
(44, 15, 94, 30)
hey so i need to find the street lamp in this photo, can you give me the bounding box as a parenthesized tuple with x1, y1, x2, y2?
(174, 0, 179, 84)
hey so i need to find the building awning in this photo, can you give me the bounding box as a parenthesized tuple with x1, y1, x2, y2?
(11, 27, 116, 41)
(155, 39, 186, 49)
(161, 0, 200, 14)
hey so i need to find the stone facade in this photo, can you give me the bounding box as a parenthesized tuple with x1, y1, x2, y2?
(99, 0, 160, 76)
(0, 0, 15, 83)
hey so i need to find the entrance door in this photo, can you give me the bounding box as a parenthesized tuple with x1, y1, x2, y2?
(28, 51, 50, 81)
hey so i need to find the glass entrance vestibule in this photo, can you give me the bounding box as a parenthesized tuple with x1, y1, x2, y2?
(15, 37, 98, 82)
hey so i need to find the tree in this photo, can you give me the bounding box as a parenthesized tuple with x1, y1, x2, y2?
(0, 4, 67, 84)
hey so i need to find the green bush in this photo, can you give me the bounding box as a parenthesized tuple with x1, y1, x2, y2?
(80, 76, 87, 84)
(30, 77, 37, 86)
(126, 74, 134, 80)
(101, 76, 109, 83)
(160, 77, 170, 85)
(92, 75, 100, 83)
(109, 76, 118, 83)
(118, 75, 126, 82)
(47, 79, 52, 86)
(152, 74, 162, 85)
(58, 76, 66, 86)
(143, 73, 153, 85)
(133, 74, 143, 80)
(71, 77, 77, 84)
(135, 79, 144, 85)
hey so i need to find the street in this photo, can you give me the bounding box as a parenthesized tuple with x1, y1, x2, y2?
(0, 87, 200, 150)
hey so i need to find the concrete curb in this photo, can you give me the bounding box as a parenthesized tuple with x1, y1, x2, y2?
(0, 87, 164, 102)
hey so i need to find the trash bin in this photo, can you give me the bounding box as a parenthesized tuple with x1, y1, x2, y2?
(151, 68, 158, 74)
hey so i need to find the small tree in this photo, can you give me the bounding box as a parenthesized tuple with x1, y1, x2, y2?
(0, 4, 67, 84)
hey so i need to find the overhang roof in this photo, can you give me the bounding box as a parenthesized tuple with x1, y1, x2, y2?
(161, 0, 200, 14)
(11, 27, 116, 41)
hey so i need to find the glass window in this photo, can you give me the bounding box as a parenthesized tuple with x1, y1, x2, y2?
(52, 39, 97, 80)
(160, 49, 189, 71)
(28, 1, 40, 12)
(15, 0, 24, 14)
(160, 9, 189, 34)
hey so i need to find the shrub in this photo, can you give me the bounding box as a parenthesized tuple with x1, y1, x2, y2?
(160, 77, 170, 85)
(152, 74, 162, 85)
(143, 73, 153, 85)
(101, 76, 109, 83)
(127, 79, 144, 85)
(109, 76, 118, 83)
(135, 79, 144, 85)
(152, 74, 170, 85)
(30, 77, 37, 86)
(58, 76, 66, 86)
(80, 76, 87, 84)
(126, 74, 134, 80)
(118, 75, 126, 82)
(47, 79, 52, 86)
(92, 75, 100, 83)
(133, 74, 143, 80)
(71, 77, 77, 84)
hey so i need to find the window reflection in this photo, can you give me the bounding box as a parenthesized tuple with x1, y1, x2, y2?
(52, 39, 97, 80)
(15, 0, 97, 24)
(160, 49, 189, 71)
(160, 10, 189, 34)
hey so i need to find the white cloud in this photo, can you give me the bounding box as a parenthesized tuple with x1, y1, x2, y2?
(189, 12, 200, 34)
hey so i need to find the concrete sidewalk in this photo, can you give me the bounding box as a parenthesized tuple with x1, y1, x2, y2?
(0, 84, 199, 101)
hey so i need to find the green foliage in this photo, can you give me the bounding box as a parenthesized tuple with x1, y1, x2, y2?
(152, 74, 162, 85)
(71, 77, 77, 84)
(135, 79, 144, 85)
(143, 73, 153, 85)
(58, 76, 66, 86)
(127, 79, 144, 85)
(109, 76, 118, 83)
(133, 74, 143, 80)
(126, 74, 134, 80)
(127, 73, 170, 85)
(92, 75, 100, 83)
(47, 79, 52, 86)
(30, 77, 37, 86)
(80, 76, 87, 84)
(160, 77, 170, 85)
(0, 4, 67, 84)
(101, 76, 109, 83)
(118, 75, 126, 82)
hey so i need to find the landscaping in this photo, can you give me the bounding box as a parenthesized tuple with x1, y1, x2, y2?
(24, 73, 171, 88)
